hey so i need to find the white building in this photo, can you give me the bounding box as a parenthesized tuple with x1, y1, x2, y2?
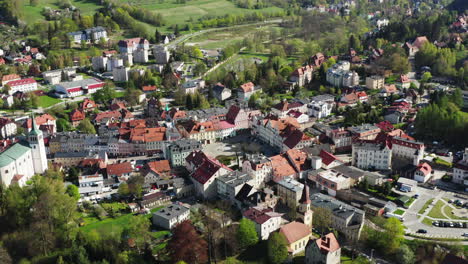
(113, 66, 129, 82)
(391, 136, 424, 164)
(67, 26, 108, 43)
(342, 71, 360, 87)
(308, 94, 335, 119)
(0, 118, 17, 138)
(92, 56, 108, 72)
(217, 171, 255, 202)
(243, 206, 283, 240)
(78, 174, 104, 196)
(154, 45, 170, 64)
(453, 148, 468, 190)
(107, 57, 124, 72)
(352, 141, 392, 171)
(5, 78, 38, 95)
(326, 61, 358, 88)
(152, 203, 190, 230)
(54, 78, 105, 98)
(313, 169, 352, 196)
(0, 119, 48, 187)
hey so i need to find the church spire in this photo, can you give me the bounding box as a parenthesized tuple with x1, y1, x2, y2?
(29, 114, 42, 136)
(299, 185, 311, 204)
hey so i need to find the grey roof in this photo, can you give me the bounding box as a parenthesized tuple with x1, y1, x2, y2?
(217, 171, 252, 187)
(348, 123, 379, 134)
(55, 78, 102, 89)
(167, 139, 201, 152)
(311, 94, 335, 102)
(153, 203, 189, 220)
(311, 193, 364, 222)
(332, 165, 366, 180)
(277, 177, 304, 193)
(186, 107, 227, 120)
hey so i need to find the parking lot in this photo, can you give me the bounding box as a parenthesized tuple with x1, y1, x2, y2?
(401, 185, 468, 239)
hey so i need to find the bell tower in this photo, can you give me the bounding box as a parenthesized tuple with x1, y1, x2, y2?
(297, 185, 313, 228)
(28, 116, 48, 174)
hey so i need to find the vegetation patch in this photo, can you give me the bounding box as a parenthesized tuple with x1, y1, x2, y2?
(427, 200, 448, 219)
(394, 209, 405, 216)
(418, 198, 434, 214)
(37, 95, 61, 108)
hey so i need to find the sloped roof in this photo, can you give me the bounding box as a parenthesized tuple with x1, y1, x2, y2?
(280, 221, 311, 244)
(314, 233, 340, 254)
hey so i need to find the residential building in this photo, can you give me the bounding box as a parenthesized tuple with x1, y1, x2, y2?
(365, 75, 384, 90)
(0, 119, 48, 187)
(91, 56, 108, 71)
(348, 124, 381, 140)
(310, 193, 364, 241)
(280, 221, 313, 255)
(166, 139, 202, 167)
(277, 177, 304, 208)
(272, 100, 307, 118)
(67, 26, 107, 43)
(243, 206, 283, 240)
(327, 128, 353, 152)
(190, 155, 231, 199)
(238, 82, 261, 100)
(42, 68, 77, 85)
(342, 71, 360, 87)
(391, 136, 424, 164)
(305, 233, 341, 264)
(326, 61, 355, 88)
(78, 173, 104, 196)
(70, 109, 86, 127)
(5, 78, 37, 95)
(118, 38, 149, 54)
(225, 105, 261, 130)
(153, 45, 170, 64)
(107, 162, 133, 181)
(307, 94, 335, 119)
(0, 118, 17, 139)
(312, 169, 352, 196)
(212, 83, 232, 101)
(289, 65, 313, 87)
(352, 141, 392, 170)
(414, 162, 432, 183)
(404, 36, 429, 57)
(54, 78, 104, 98)
(81, 98, 97, 112)
(139, 192, 171, 209)
(1, 74, 21, 86)
(113, 66, 129, 82)
(133, 48, 149, 63)
(453, 148, 468, 191)
(181, 79, 205, 94)
(152, 203, 190, 230)
(242, 155, 273, 188)
(217, 171, 255, 202)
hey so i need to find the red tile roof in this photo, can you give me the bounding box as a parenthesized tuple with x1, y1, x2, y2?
(142, 85, 157, 92)
(416, 162, 432, 176)
(240, 82, 255, 93)
(319, 150, 341, 166)
(315, 233, 340, 254)
(191, 159, 222, 184)
(70, 109, 85, 122)
(2, 74, 20, 82)
(6, 78, 36, 87)
(107, 162, 133, 176)
(243, 206, 282, 224)
(147, 160, 171, 174)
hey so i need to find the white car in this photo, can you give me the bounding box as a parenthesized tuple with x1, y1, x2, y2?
(462, 233, 468, 237)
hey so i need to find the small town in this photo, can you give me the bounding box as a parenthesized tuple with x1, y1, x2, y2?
(0, 0, 466, 263)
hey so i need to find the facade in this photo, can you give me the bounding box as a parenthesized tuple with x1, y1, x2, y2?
(238, 82, 261, 100)
(310, 193, 364, 241)
(212, 83, 232, 101)
(5, 78, 38, 95)
(78, 174, 104, 196)
(312, 169, 352, 196)
(152, 203, 190, 229)
(365, 75, 384, 89)
(113, 66, 129, 82)
(391, 136, 424, 164)
(277, 177, 304, 208)
(153, 45, 170, 64)
(68, 27, 107, 43)
(92, 56, 108, 71)
(243, 206, 283, 240)
(453, 148, 468, 191)
(118, 38, 150, 54)
(326, 61, 356, 88)
(280, 221, 313, 255)
(166, 139, 202, 166)
(308, 94, 335, 119)
(42, 68, 77, 85)
(414, 162, 432, 183)
(352, 141, 392, 170)
(289, 65, 313, 87)
(305, 233, 341, 264)
(342, 71, 360, 87)
(190, 156, 231, 199)
(0, 118, 17, 139)
(0, 119, 48, 187)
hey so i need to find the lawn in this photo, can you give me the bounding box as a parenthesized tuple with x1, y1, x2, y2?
(433, 157, 452, 168)
(22, 0, 102, 24)
(404, 197, 416, 208)
(37, 95, 61, 108)
(427, 200, 448, 219)
(119, 0, 284, 27)
(443, 205, 466, 220)
(418, 198, 434, 214)
(394, 209, 405, 216)
(421, 217, 433, 226)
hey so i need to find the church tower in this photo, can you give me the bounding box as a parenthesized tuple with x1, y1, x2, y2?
(297, 185, 313, 228)
(28, 116, 48, 174)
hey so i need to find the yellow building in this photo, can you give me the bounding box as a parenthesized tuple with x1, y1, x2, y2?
(280, 221, 313, 255)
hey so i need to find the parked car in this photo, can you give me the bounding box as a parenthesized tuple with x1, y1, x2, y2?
(462, 233, 468, 237)
(413, 194, 420, 198)
(449, 222, 455, 227)
(432, 221, 439, 226)
(417, 229, 428, 233)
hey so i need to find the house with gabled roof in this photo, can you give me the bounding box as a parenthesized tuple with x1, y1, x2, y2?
(305, 233, 341, 264)
(238, 82, 261, 100)
(243, 206, 283, 240)
(280, 221, 313, 255)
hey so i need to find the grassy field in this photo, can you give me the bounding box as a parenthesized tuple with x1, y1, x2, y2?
(443, 205, 467, 220)
(427, 200, 448, 219)
(22, 0, 102, 24)
(119, 0, 283, 27)
(421, 217, 433, 226)
(418, 198, 434, 214)
(394, 209, 405, 216)
(37, 95, 61, 108)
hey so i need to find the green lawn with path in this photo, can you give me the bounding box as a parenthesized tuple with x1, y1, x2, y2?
(418, 198, 434, 214)
(443, 205, 467, 220)
(37, 95, 61, 108)
(421, 217, 433, 226)
(427, 200, 448, 219)
(22, 0, 102, 24)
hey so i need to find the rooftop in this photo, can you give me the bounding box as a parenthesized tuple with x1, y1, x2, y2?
(153, 203, 189, 220)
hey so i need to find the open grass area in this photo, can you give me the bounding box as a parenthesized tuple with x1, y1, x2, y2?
(433, 157, 452, 168)
(427, 200, 448, 219)
(37, 95, 61, 108)
(394, 209, 405, 216)
(404, 197, 416, 208)
(119, 0, 283, 27)
(421, 217, 433, 226)
(443, 205, 467, 220)
(21, 0, 102, 24)
(419, 198, 434, 214)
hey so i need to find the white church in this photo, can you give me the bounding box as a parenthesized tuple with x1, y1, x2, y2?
(0, 118, 48, 187)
